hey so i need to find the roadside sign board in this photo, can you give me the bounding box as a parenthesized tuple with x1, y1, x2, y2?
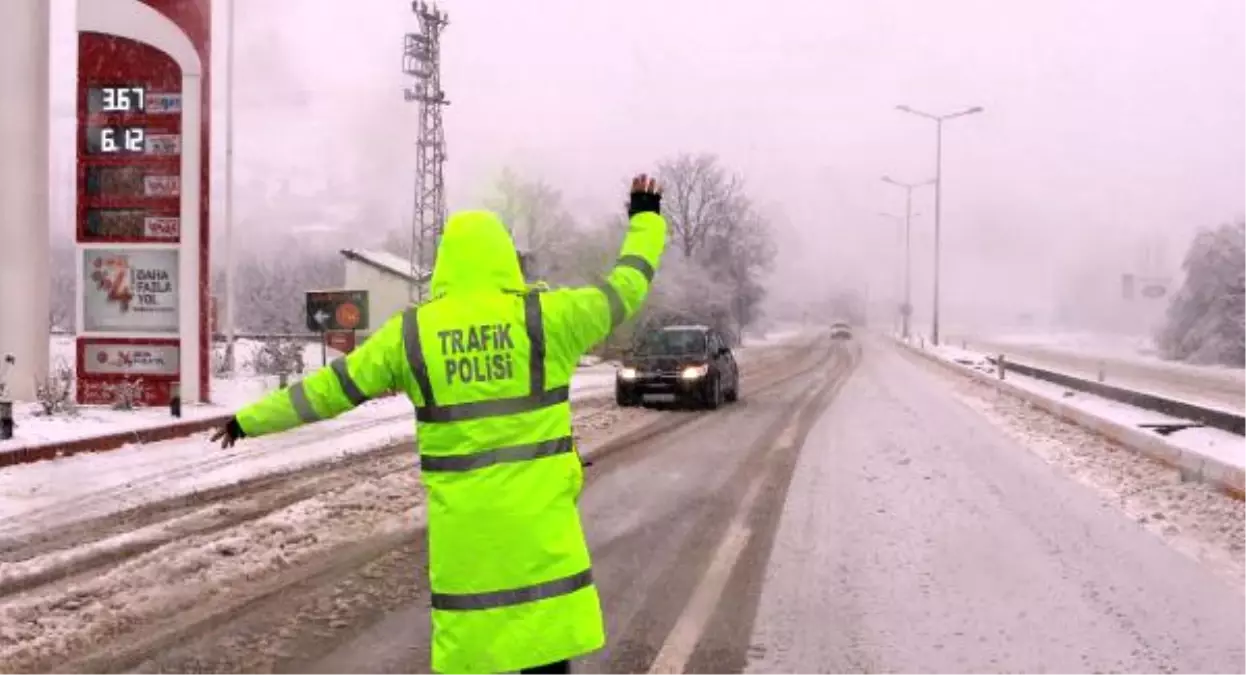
(306, 290, 369, 332)
(325, 330, 357, 354)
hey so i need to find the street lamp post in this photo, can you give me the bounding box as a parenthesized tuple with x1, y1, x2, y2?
(895, 104, 983, 346)
(222, 0, 238, 373)
(882, 176, 934, 340)
(878, 211, 918, 339)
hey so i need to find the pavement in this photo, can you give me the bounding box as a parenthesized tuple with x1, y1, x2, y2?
(7, 334, 1243, 674)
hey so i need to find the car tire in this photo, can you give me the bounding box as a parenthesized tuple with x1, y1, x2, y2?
(703, 375, 723, 410)
(724, 374, 739, 403)
(616, 388, 637, 407)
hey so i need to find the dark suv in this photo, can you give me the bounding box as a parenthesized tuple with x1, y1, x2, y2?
(615, 325, 740, 409)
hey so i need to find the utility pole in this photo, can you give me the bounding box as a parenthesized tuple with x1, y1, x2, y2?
(882, 176, 935, 340)
(403, 2, 449, 304)
(896, 104, 984, 345)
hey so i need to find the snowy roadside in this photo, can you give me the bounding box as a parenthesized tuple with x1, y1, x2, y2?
(0, 398, 652, 672)
(0, 337, 341, 454)
(952, 333, 1244, 412)
(898, 341, 1245, 590)
(925, 343, 1244, 476)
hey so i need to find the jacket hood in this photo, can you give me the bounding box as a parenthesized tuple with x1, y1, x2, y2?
(430, 210, 525, 297)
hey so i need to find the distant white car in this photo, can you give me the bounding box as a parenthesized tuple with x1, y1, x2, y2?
(830, 322, 853, 340)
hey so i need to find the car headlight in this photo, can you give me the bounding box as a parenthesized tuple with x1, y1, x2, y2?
(680, 364, 709, 380)
(618, 367, 638, 380)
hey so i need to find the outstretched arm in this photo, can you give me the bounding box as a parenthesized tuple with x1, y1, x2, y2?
(228, 315, 407, 439)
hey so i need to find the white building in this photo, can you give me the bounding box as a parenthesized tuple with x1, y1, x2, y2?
(340, 249, 430, 336)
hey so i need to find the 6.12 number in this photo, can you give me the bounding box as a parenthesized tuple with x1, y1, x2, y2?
(101, 86, 145, 112)
(100, 127, 146, 154)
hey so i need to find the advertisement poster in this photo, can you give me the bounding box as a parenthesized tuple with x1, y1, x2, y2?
(81, 341, 180, 376)
(82, 248, 180, 333)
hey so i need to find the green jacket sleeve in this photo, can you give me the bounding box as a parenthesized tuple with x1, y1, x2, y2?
(543, 210, 667, 359)
(235, 314, 408, 437)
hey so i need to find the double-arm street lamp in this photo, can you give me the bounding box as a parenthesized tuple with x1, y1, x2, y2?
(881, 176, 935, 339)
(895, 104, 983, 345)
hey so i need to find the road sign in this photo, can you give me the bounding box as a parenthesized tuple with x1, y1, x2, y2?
(325, 330, 357, 354)
(306, 290, 369, 332)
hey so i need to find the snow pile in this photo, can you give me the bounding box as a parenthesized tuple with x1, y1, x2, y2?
(0, 461, 424, 671)
(0, 396, 417, 534)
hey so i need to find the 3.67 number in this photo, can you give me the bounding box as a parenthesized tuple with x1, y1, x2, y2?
(101, 86, 145, 112)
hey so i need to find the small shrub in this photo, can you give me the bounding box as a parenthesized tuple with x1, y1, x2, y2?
(109, 379, 146, 411)
(34, 359, 77, 416)
(251, 338, 305, 377)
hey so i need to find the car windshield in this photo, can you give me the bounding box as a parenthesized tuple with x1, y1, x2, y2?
(636, 329, 707, 356)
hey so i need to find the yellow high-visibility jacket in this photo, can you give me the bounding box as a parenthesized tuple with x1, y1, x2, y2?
(236, 208, 666, 673)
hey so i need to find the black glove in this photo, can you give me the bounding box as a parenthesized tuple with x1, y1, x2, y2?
(627, 173, 662, 217)
(209, 417, 246, 449)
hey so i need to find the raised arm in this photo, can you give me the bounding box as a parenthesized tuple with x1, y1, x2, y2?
(545, 174, 666, 357)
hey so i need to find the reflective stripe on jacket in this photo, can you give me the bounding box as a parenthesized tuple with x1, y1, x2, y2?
(236, 208, 666, 674)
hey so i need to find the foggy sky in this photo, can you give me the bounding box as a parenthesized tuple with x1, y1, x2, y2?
(49, 0, 1245, 330)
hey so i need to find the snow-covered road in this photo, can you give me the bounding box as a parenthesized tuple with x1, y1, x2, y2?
(0, 331, 820, 672)
(748, 341, 1244, 673)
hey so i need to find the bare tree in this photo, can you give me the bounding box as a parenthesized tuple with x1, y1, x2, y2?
(484, 167, 580, 282)
(218, 234, 343, 333)
(657, 153, 745, 259)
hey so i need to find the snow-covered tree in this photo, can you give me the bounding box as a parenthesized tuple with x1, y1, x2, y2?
(1156, 220, 1245, 366)
(702, 206, 777, 341)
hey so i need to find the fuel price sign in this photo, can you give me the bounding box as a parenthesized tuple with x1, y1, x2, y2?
(75, 0, 213, 407)
(78, 41, 181, 244)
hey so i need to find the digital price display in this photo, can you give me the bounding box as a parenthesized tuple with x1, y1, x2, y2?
(85, 208, 147, 237)
(84, 208, 180, 240)
(87, 86, 146, 113)
(86, 124, 147, 155)
(85, 166, 180, 198)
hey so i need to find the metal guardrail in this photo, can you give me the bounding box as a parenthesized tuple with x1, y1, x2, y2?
(984, 355, 1245, 437)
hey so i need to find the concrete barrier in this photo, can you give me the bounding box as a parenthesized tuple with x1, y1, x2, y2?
(895, 338, 1245, 500)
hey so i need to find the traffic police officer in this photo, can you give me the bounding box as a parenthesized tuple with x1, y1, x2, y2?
(211, 174, 666, 674)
